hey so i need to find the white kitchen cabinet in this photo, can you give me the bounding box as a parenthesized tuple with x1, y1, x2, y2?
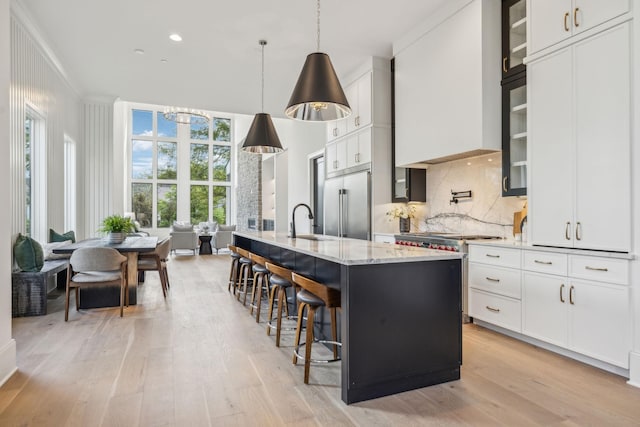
(529, 23, 630, 252)
(394, 0, 501, 166)
(523, 251, 630, 368)
(326, 119, 347, 142)
(528, 0, 629, 54)
(346, 128, 371, 169)
(523, 271, 630, 369)
(325, 139, 348, 173)
(468, 244, 522, 333)
(345, 71, 372, 134)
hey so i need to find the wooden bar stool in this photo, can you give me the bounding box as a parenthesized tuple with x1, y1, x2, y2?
(235, 247, 254, 305)
(291, 272, 341, 384)
(248, 252, 271, 322)
(265, 262, 297, 347)
(227, 245, 242, 294)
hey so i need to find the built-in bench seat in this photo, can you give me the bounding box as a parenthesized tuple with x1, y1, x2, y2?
(12, 260, 69, 317)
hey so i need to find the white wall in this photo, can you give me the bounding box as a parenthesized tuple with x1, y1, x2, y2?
(277, 118, 325, 235)
(9, 9, 83, 241)
(0, 0, 17, 387)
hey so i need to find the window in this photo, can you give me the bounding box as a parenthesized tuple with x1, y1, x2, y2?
(128, 106, 233, 230)
(64, 135, 76, 232)
(24, 104, 46, 241)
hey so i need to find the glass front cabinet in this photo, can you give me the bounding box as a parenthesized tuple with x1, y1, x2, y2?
(501, 0, 527, 197)
(501, 74, 527, 196)
(502, 0, 527, 79)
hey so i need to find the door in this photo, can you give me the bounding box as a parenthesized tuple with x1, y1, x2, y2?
(342, 171, 370, 240)
(502, 0, 527, 78)
(569, 279, 630, 368)
(573, 0, 629, 37)
(573, 24, 630, 252)
(522, 272, 568, 348)
(528, 47, 573, 247)
(324, 177, 342, 237)
(528, 0, 572, 54)
(501, 74, 527, 196)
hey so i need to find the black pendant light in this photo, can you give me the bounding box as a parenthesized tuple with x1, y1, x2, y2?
(285, 0, 351, 121)
(242, 40, 284, 153)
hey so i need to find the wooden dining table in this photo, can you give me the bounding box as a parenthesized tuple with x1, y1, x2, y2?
(53, 236, 158, 308)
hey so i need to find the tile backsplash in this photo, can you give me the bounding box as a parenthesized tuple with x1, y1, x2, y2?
(421, 153, 525, 239)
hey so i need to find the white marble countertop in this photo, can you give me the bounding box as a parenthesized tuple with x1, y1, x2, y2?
(233, 231, 463, 266)
(467, 239, 635, 260)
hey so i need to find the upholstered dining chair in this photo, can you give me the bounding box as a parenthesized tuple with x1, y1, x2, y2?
(137, 237, 172, 298)
(65, 247, 128, 321)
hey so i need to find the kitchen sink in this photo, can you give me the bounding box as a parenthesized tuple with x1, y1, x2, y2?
(294, 234, 335, 241)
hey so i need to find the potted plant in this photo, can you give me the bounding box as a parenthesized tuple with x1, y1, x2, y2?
(99, 214, 135, 244)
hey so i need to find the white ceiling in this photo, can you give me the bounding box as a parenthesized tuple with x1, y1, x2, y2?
(18, 0, 448, 118)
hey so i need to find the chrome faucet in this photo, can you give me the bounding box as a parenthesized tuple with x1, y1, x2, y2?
(290, 203, 314, 239)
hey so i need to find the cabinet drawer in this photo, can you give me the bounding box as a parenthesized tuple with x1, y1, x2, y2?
(523, 250, 567, 276)
(469, 289, 521, 332)
(468, 245, 521, 268)
(569, 255, 629, 285)
(469, 263, 521, 299)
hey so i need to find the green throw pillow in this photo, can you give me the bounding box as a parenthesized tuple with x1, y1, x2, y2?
(14, 234, 44, 272)
(49, 228, 76, 243)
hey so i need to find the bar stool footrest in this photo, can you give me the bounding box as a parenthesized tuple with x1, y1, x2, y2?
(294, 340, 342, 364)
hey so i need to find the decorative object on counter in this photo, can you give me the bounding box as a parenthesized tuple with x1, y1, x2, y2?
(512, 201, 528, 240)
(449, 190, 473, 204)
(386, 205, 417, 233)
(98, 214, 135, 244)
(242, 40, 284, 153)
(285, 0, 351, 121)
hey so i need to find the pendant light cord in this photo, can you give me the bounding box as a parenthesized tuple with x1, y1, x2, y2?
(261, 41, 265, 113)
(259, 40, 267, 113)
(316, 0, 321, 52)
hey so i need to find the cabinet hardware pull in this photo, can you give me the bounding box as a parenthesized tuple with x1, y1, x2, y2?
(560, 284, 565, 303)
(569, 285, 575, 305)
(575, 221, 582, 241)
(585, 266, 608, 272)
(486, 254, 500, 258)
(486, 277, 500, 282)
(535, 260, 552, 265)
(503, 57, 508, 73)
(334, 160, 338, 169)
(503, 176, 508, 192)
(574, 8, 579, 27)
(565, 222, 571, 240)
(564, 12, 570, 32)
(486, 306, 500, 313)
(333, 128, 337, 137)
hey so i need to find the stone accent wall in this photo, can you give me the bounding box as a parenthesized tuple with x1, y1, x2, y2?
(236, 148, 262, 232)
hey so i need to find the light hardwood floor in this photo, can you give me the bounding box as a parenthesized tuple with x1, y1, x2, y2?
(2, 253, 640, 426)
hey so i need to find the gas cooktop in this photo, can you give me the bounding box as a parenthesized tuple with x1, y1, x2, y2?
(396, 232, 502, 241)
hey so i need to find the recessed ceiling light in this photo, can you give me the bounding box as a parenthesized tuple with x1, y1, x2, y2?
(488, 158, 493, 162)
(160, 59, 168, 63)
(169, 33, 182, 42)
(134, 48, 145, 55)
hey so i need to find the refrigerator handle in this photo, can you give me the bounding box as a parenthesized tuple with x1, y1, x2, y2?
(341, 189, 346, 237)
(339, 189, 346, 237)
(338, 189, 343, 237)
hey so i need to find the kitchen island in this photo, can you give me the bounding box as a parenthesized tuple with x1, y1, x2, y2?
(233, 231, 463, 404)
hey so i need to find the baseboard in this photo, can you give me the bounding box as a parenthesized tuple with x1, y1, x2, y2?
(627, 351, 640, 388)
(0, 338, 17, 387)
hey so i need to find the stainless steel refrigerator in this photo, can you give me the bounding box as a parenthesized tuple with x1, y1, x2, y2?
(324, 170, 371, 240)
